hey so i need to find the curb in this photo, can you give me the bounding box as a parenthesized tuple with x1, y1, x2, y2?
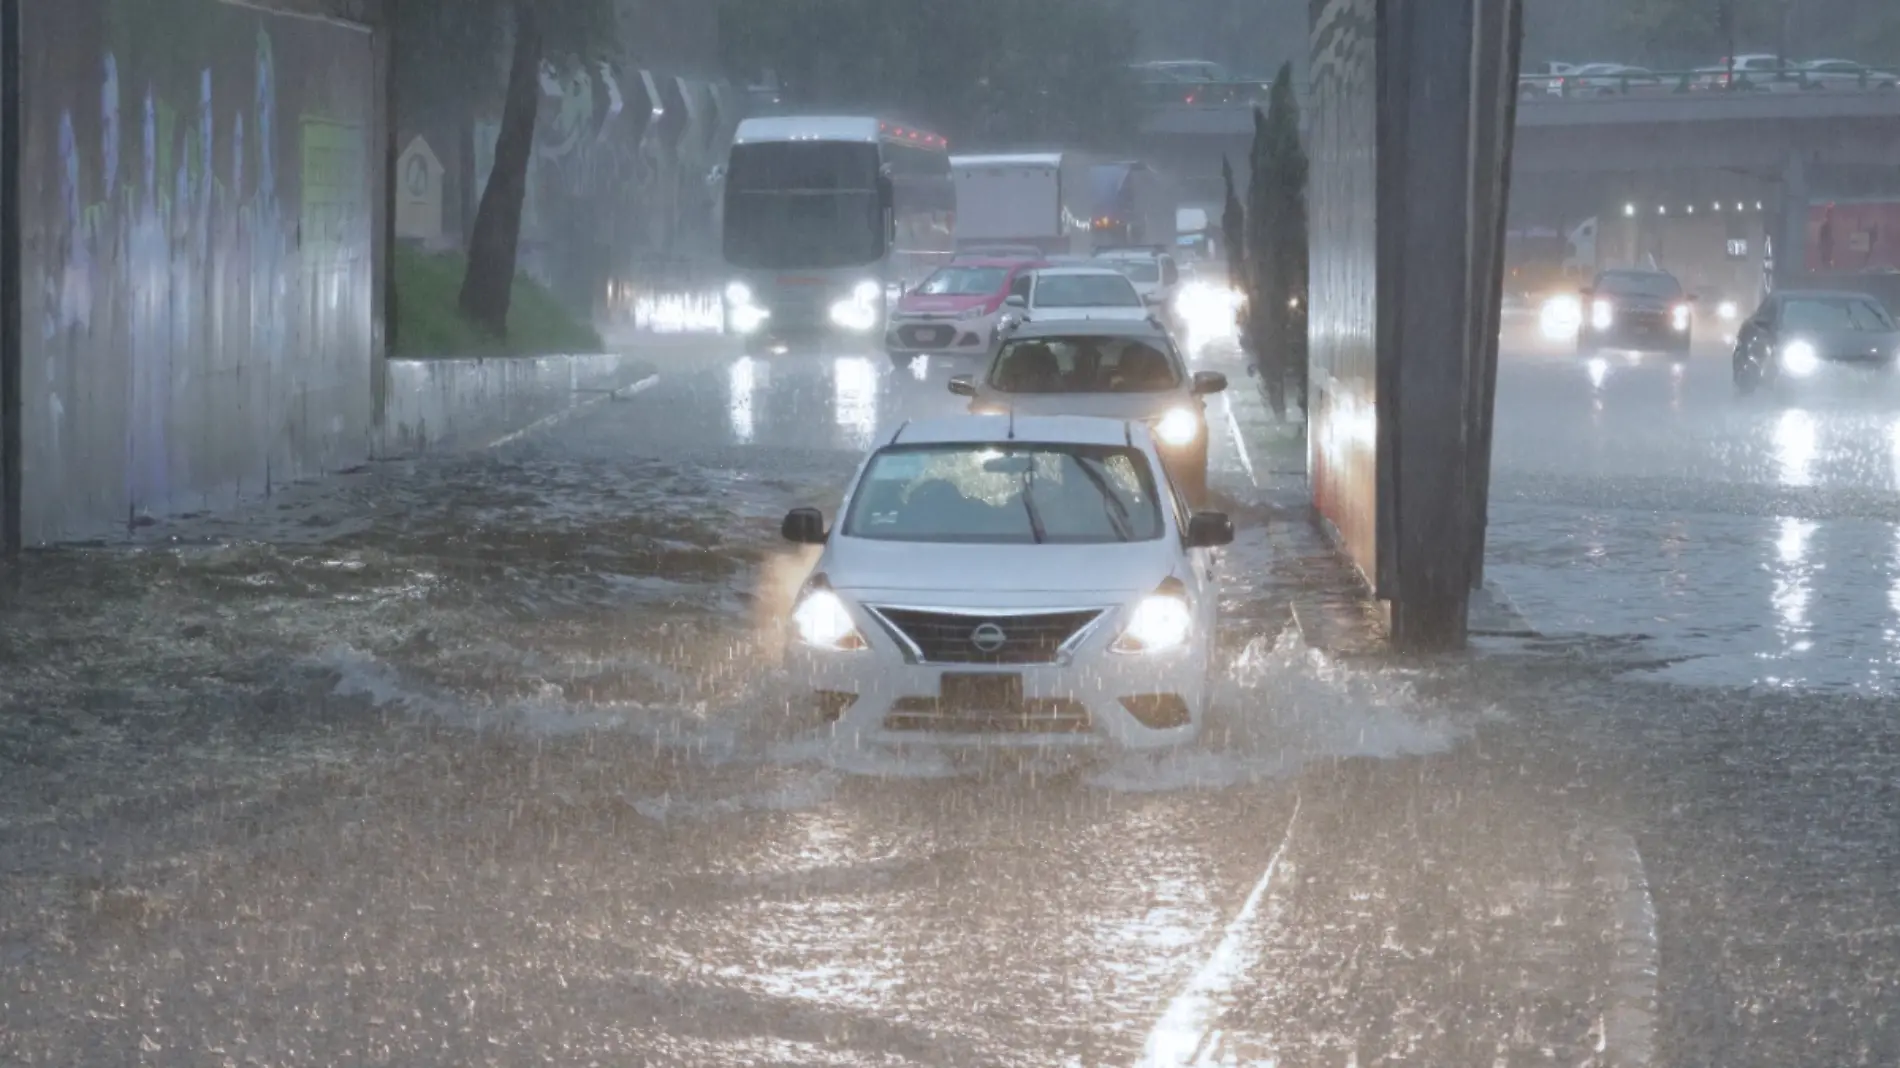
(484, 372, 661, 450)
(1592, 827, 1660, 1068)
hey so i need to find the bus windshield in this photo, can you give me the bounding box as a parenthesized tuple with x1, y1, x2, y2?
(724, 141, 886, 270)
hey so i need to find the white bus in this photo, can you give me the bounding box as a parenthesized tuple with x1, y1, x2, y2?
(719, 115, 953, 353)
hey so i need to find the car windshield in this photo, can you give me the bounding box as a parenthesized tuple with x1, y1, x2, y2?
(917, 266, 1008, 296)
(1598, 272, 1682, 298)
(1034, 274, 1142, 307)
(988, 336, 1182, 393)
(842, 444, 1165, 544)
(1783, 297, 1896, 332)
(1106, 260, 1162, 284)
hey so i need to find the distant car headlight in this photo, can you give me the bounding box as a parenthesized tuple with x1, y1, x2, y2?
(1717, 300, 1738, 321)
(1671, 304, 1692, 331)
(1112, 593, 1194, 654)
(1782, 339, 1820, 377)
(1590, 299, 1614, 330)
(1153, 407, 1201, 447)
(792, 589, 867, 651)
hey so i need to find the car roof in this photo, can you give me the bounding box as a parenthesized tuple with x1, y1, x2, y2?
(1772, 289, 1892, 302)
(1002, 318, 1171, 341)
(885, 414, 1142, 448)
(733, 116, 880, 144)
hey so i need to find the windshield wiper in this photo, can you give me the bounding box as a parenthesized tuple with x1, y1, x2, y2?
(1072, 457, 1134, 541)
(1020, 464, 1048, 544)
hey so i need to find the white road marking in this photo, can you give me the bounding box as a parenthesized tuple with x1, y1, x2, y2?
(1137, 797, 1301, 1068)
(1218, 391, 1258, 488)
(487, 372, 661, 450)
(1594, 827, 1658, 1068)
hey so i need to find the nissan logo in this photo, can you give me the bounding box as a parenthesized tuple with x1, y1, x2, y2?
(970, 622, 1008, 653)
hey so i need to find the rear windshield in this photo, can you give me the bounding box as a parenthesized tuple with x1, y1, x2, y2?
(988, 336, 1182, 393)
(1597, 272, 1682, 298)
(1033, 273, 1142, 308)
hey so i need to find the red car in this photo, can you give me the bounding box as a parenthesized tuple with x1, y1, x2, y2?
(884, 257, 1048, 358)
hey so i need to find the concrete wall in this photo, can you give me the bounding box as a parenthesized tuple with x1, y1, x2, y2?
(375, 355, 654, 457)
(1305, 0, 1382, 585)
(19, 0, 383, 543)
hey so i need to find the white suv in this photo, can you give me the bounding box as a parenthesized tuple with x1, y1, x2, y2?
(779, 414, 1233, 748)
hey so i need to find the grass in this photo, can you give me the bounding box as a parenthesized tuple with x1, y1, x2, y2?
(391, 244, 604, 359)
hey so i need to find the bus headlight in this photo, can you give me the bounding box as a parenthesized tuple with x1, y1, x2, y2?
(725, 281, 753, 305)
(830, 281, 882, 332)
(1153, 408, 1201, 447)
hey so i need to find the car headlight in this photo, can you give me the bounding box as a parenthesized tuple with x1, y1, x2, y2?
(1153, 407, 1201, 447)
(1717, 300, 1738, 321)
(792, 588, 868, 651)
(1112, 591, 1194, 654)
(1671, 304, 1691, 331)
(1590, 299, 1613, 330)
(1539, 295, 1581, 339)
(958, 305, 991, 321)
(1782, 339, 1820, 377)
(731, 303, 769, 334)
(725, 281, 753, 305)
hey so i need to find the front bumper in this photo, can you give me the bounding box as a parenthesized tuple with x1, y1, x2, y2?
(1582, 320, 1690, 352)
(787, 618, 1209, 749)
(885, 314, 995, 354)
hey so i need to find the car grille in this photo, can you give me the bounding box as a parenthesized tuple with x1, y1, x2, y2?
(897, 322, 961, 348)
(867, 607, 1106, 665)
(885, 697, 1093, 734)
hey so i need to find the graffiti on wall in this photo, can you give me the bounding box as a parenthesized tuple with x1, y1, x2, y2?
(23, 0, 375, 540)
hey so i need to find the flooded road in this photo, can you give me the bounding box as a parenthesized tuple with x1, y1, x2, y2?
(2, 334, 1898, 1065)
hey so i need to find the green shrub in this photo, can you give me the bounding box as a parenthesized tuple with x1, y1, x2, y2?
(391, 244, 604, 358)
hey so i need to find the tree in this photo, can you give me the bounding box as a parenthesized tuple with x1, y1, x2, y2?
(715, 0, 1142, 148)
(1219, 155, 1247, 291)
(391, 0, 615, 339)
(1245, 62, 1308, 421)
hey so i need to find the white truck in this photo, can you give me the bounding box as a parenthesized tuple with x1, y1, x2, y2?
(950, 152, 1097, 257)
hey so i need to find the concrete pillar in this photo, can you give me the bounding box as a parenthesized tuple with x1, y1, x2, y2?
(0, 0, 17, 558)
(1307, 0, 1524, 651)
(1775, 150, 1808, 291)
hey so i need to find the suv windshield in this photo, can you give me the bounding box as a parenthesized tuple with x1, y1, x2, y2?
(1597, 272, 1682, 299)
(988, 336, 1181, 393)
(1105, 260, 1162, 284)
(917, 266, 1008, 296)
(843, 444, 1165, 544)
(1033, 274, 1143, 308)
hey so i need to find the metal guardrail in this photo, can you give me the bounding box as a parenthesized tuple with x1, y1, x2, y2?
(1139, 68, 1897, 109)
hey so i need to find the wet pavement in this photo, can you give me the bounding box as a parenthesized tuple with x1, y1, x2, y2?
(0, 330, 1896, 1065)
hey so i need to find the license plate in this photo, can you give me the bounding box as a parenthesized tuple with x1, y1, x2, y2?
(940, 673, 1023, 712)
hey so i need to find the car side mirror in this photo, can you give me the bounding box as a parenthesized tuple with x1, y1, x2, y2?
(1191, 370, 1228, 395)
(1004, 294, 1028, 309)
(781, 507, 827, 545)
(1185, 511, 1235, 549)
(948, 375, 976, 397)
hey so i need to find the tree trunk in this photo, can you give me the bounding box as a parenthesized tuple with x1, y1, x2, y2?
(458, 0, 542, 337)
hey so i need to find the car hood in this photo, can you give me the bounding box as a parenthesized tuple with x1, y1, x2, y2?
(1029, 306, 1150, 321)
(825, 537, 1177, 604)
(980, 391, 1189, 421)
(899, 293, 992, 315)
(1790, 328, 1900, 361)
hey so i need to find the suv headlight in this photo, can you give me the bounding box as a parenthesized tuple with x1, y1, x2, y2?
(791, 581, 868, 651)
(1782, 339, 1819, 376)
(1112, 587, 1194, 654)
(1153, 407, 1201, 447)
(1590, 299, 1613, 330)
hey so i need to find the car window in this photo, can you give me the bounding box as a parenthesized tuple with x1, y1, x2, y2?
(1008, 273, 1033, 300)
(1031, 274, 1142, 308)
(1780, 297, 1886, 332)
(842, 444, 1166, 544)
(1102, 260, 1155, 285)
(1597, 272, 1682, 299)
(988, 336, 1183, 393)
(917, 266, 1008, 296)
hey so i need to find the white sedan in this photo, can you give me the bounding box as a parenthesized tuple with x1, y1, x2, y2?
(779, 414, 1233, 748)
(994, 266, 1159, 342)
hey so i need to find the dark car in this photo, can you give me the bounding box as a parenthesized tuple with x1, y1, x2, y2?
(1577, 269, 1696, 359)
(1732, 289, 1900, 394)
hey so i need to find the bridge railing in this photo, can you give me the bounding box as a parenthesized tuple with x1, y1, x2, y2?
(1138, 67, 1897, 110)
